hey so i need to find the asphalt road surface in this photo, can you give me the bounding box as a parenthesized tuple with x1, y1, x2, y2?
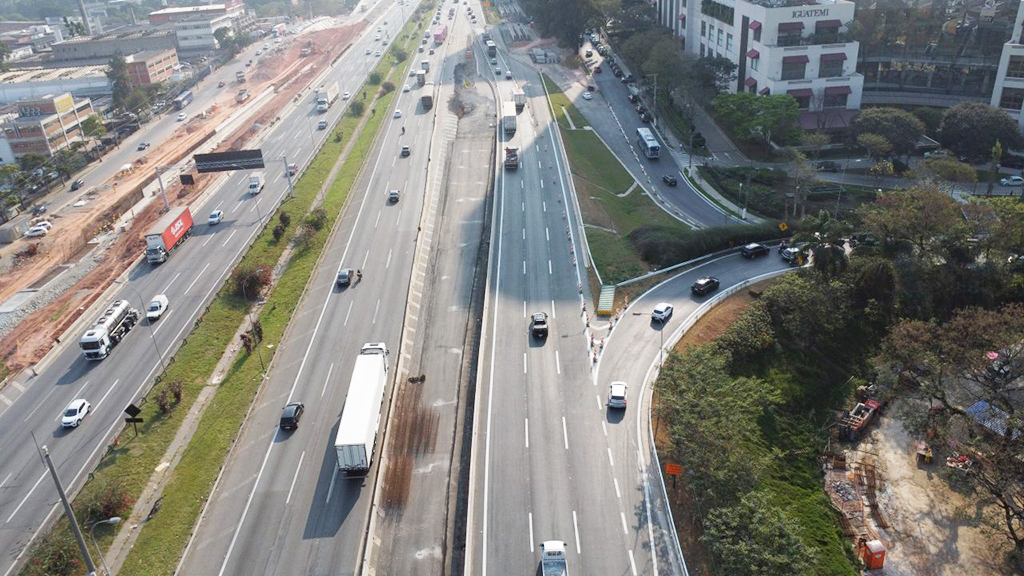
(175, 7, 461, 576)
(0, 4, 411, 575)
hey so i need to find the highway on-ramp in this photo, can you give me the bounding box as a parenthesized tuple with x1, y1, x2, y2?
(0, 5, 410, 575)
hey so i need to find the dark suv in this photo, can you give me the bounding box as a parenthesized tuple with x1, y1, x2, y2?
(662, 175, 678, 186)
(741, 243, 769, 258)
(279, 402, 304, 430)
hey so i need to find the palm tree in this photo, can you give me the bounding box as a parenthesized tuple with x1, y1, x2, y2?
(792, 210, 852, 278)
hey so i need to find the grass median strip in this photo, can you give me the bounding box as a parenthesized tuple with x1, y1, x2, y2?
(20, 6, 433, 576)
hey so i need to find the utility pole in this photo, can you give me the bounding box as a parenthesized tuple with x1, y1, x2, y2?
(37, 440, 96, 575)
(281, 157, 295, 198)
(155, 166, 170, 211)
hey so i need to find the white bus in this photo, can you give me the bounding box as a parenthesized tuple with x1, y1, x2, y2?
(637, 127, 660, 159)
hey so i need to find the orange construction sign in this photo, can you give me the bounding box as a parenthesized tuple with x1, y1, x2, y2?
(665, 463, 683, 475)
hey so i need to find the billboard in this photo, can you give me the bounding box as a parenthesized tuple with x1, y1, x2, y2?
(194, 149, 265, 173)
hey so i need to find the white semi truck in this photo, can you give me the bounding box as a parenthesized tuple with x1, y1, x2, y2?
(317, 81, 340, 112)
(501, 101, 517, 135)
(513, 88, 526, 111)
(79, 300, 140, 360)
(334, 343, 390, 473)
(540, 541, 569, 576)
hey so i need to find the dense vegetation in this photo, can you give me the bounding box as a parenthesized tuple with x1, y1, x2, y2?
(656, 187, 1024, 575)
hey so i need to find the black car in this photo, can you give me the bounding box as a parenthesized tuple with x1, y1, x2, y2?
(71, 179, 85, 190)
(280, 402, 304, 430)
(662, 174, 678, 186)
(815, 161, 840, 173)
(627, 94, 638, 104)
(531, 312, 549, 339)
(612, 68, 622, 77)
(741, 243, 770, 258)
(336, 268, 354, 286)
(636, 104, 647, 114)
(640, 113, 652, 123)
(31, 204, 47, 216)
(691, 276, 720, 296)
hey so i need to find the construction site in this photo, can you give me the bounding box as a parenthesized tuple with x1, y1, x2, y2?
(0, 18, 363, 374)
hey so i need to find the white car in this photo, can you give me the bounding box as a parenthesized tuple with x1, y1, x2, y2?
(255, 49, 262, 56)
(375, 34, 381, 41)
(1000, 175, 1024, 186)
(607, 382, 627, 409)
(274, 38, 282, 44)
(24, 226, 47, 238)
(343, 91, 351, 100)
(208, 209, 224, 225)
(651, 302, 673, 322)
(582, 91, 593, 100)
(263, 42, 269, 49)
(177, 112, 187, 121)
(31, 220, 52, 230)
(61, 399, 91, 428)
(375, 50, 381, 57)
(146, 294, 169, 321)
(394, 109, 403, 118)
(505, 70, 513, 79)
(365, 48, 372, 55)
(403, 84, 410, 92)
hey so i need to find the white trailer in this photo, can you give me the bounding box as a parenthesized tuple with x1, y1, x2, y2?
(513, 88, 526, 111)
(334, 343, 390, 473)
(501, 101, 517, 135)
(317, 81, 340, 112)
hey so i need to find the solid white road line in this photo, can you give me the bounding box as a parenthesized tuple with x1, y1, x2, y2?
(572, 511, 581, 554)
(184, 262, 211, 295)
(285, 451, 305, 505)
(321, 363, 334, 398)
(524, 418, 529, 448)
(562, 417, 569, 450)
(528, 512, 535, 552)
(5, 472, 46, 524)
(221, 229, 238, 247)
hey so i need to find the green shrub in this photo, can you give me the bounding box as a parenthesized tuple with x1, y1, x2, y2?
(628, 223, 787, 269)
(349, 100, 365, 117)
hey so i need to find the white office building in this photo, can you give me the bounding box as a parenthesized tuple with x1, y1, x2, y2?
(174, 13, 234, 53)
(656, 0, 863, 129)
(991, 0, 1024, 129)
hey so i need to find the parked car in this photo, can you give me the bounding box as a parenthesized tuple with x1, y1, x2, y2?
(61, 399, 91, 428)
(607, 382, 627, 409)
(1000, 175, 1024, 186)
(741, 243, 770, 258)
(279, 402, 304, 430)
(639, 112, 652, 123)
(71, 179, 85, 190)
(208, 209, 224, 225)
(651, 302, 673, 322)
(582, 91, 593, 100)
(24, 226, 47, 238)
(691, 277, 720, 296)
(815, 161, 840, 172)
(662, 175, 678, 186)
(31, 204, 47, 216)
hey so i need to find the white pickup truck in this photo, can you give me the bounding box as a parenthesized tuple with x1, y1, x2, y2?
(248, 171, 265, 194)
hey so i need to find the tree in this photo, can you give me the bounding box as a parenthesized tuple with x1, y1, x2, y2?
(620, 29, 669, 70)
(713, 93, 801, 148)
(605, 0, 657, 39)
(876, 304, 1024, 564)
(702, 490, 814, 576)
(912, 107, 944, 138)
(0, 43, 10, 72)
(80, 114, 106, 142)
(106, 54, 133, 113)
(62, 16, 86, 38)
(857, 185, 967, 258)
(857, 133, 892, 160)
(520, 0, 598, 49)
(921, 157, 976, 190)
(793, 210, 852, 277)
(19, 153, 47, 172)
(987, 140, 1003, 196)
(853, 107, 924, 157)
(681, 55, 737, 104)
(803, 131, 830, 160)
(938, 102, 1023, 162)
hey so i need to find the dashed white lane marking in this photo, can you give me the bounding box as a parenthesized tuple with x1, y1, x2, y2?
(620, 511, 629, 535)
(572, 511, 582, 554)
(524, 418, 529, 448)
(221, 229, 237, 247)
(321, 363, 334, 398)
(344, 301, 353, 326)
(562, 417, 569, 450)
(285, 451, 305, 504)
(184, 263, 211, 295)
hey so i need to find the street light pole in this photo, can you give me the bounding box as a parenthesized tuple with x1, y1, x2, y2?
(36, 442, 96, 575)
(155, 166, 170, 211)
(88, 517, 121, 576)
(281, 156, 295, 199)
(116, 280, 166, 371)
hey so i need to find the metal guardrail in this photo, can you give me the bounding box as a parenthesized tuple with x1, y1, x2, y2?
(616, 239, 787, 288)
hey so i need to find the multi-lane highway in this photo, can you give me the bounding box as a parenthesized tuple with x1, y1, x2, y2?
(174, 4, 463, 576)
(0, 4, 412, 575)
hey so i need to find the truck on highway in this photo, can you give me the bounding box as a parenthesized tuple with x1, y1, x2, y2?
(421, 59, 430, 72)
(486, 40, 497, 57)
(334, 343, 390, 473)
(416, 70, 426, 86)
(235, 89, 250, 103)
(248, 171, 265, 194)
(271, 22, 286, 37)
(504, 146, 521, 169)
(79, 299, 140, 360)
(513, 88, 526, 111)
(421, 81, 435, 110)
(145, 206, 193, 264)
(501, 101, 517, 135)
(540, 541, 569, 576)
(433, 24, 447, 44)
(316, 81, 339, 112)
(236, 71, 246, 83)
